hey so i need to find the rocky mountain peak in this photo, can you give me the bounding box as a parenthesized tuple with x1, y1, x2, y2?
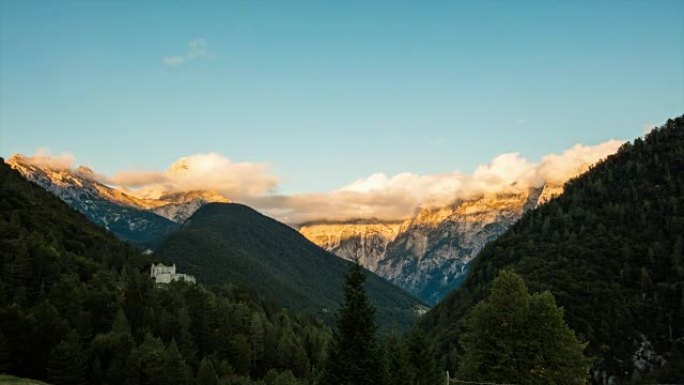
(7, 153, 231, 225)
(299, 184, 563, 304)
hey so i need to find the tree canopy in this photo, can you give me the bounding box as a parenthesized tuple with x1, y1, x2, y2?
(459, 270, 588, 384)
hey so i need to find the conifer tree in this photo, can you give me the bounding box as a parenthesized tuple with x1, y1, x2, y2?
(136, 333, 169, 385)
(195, 357, 218, 385)
(382, 328, 411, 385)
(0, 329, 11, 373)
(407, 329, 441, 385)
(291, 343, 310, 378)
(322, 258, 382, 385)
(459, 270, 589, 384)
(230, 334, 252, 376)
(165, 339, 192, 385)
(47, 331, 87, 385)
(250, 312, 266, 375)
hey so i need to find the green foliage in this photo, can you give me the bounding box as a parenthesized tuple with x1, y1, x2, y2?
(458, 271, 588, 384)
(195, 357, 218, 385)
(381, 328, 412, 385)
(419, 116, 684, 381)
(322, 259, 383, 385)
(262, 369, 302, 385)
(166, 340, 193, 385)
(135, 333, 169, 385)
(0, 329, 10, 373)
(406, 329, 442, 385)
(47, 331, 87, 385)
(155, 203, 423, 330)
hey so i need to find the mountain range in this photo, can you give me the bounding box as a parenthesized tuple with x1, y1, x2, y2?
(6, 155, 426, 329)
(6, 153, 576, 306)
(3, 116, 683, 383)
(7, 153, 540, 306)
(7, 154, 229, 246)
(300, 184, 562, 304)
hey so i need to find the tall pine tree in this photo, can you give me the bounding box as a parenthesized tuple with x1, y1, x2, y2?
(407, 329, 442, 385)
(322, 258, 382, 385)
(47, 331, 87, 385)
(0, 329, 10, 373)
(382, 328, 411, 385)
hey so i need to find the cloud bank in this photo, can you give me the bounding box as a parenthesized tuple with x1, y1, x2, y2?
(15, 140, 623, 224)
(111, 153, 279, 201)
(19, 148, 75, 170)
(258, 140, 623, 223)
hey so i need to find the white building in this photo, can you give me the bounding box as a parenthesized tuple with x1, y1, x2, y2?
(150, 263, 196, 284)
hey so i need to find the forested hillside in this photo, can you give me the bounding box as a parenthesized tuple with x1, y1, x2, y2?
(0, 159, 331, 385)
(419, 117, 684, 383)
(156, 203, 426, 330)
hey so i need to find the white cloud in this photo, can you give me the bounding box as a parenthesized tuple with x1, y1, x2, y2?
(13, 139, 624, 225)
(163, 38, 209, 66)
(112, 153, 278, 201)
(18, 148, 75, 170)
(259, 139, 624, 223)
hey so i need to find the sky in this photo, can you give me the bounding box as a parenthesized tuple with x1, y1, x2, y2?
(1, 1, 683, 220)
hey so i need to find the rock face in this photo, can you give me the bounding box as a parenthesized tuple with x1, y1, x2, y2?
(300, 185, 562, 304)
(7, 154, 228, 246)
(147, 191, 231, 223)
(299, 220, 402, 271)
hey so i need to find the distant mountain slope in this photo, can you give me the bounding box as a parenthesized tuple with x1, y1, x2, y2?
(7, 155, 228, 246)
(156, 203, 427, 329)
(419, 117, 684, 382)
(0, 158, 142, 379)
(300, 184, 562, 304)
(0, 157, 139, 274)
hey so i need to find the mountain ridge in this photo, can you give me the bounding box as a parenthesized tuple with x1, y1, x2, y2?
(156, 202, 427, 329)
(418, 116, 684, 382)
(7, 154, 229, 246)
(300, 183, 563, 304)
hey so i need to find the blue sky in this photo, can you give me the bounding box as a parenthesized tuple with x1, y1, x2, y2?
(1, 0, 682, 195)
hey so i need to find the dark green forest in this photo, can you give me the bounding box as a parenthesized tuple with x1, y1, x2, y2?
(0, 159, 440, 385)
(156, 203, 425, 330)
(0, 160, 330, 385)
(419, 116, 684, 383)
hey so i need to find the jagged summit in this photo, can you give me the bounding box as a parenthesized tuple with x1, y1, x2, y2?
(299, 184, 563, 304)
(7, 154, 231, 246)
(8, 154, 230, 223)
